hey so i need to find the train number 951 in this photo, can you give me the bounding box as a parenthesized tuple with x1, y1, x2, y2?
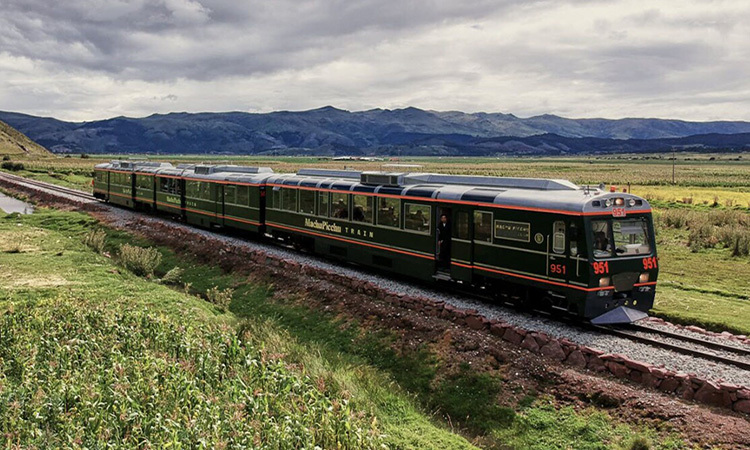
(550, 263, 566, 275)
(592, 261, 609, 274)
(642, 257, 658, 270)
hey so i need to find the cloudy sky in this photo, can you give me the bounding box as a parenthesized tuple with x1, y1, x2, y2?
(1, 0, 749, 122)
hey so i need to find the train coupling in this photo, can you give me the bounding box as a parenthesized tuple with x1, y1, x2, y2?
(590, 306, 648, 325)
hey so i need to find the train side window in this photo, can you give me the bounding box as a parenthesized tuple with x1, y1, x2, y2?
(592, 220, 612, 258)
(136, 176, 151, 189)
(281, 188, 298, 212)
(473, 211, 492, 242)
(237, 186, 249, 206)
(224, 185, 237, 204)
(160, 177, 180, 195)
(377, 197, 400, 228)
(553, 221, 566, 254)
(271, 187, 280, 209)
(200, 182, 211, 200)
(352, 195, 373, 223)
(455, 211, 470, 240)
(299, 190, 315, 214)
(186, 181, 199, 198)
(569, 223, 579, 256)
(404, 203, 430, 233)
(238, 186, 250, 206)
(317, 191, 329, 217)
(331, 192, 349, 219)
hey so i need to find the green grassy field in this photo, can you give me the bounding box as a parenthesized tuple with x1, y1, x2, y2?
(3, 152, 749, 335)
(0, 208, 686, 448)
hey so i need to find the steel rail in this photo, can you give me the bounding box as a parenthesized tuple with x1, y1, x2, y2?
(593, 325, 750, 371)
(630, 323, 750, 358)
(0, 172, 96, 201)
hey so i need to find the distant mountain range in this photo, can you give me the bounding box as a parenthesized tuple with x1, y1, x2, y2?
(2, 107, 750, 156)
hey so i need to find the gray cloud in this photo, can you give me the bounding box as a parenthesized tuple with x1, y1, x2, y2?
(1, 0, 749, 121)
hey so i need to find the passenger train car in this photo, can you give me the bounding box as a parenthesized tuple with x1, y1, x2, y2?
(93, 161, 658, 323)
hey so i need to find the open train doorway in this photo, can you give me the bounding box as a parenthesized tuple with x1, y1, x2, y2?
(436, 207, 452, 275)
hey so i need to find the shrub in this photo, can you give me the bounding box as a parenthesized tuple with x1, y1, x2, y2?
(687, 221, 717, 252)
(161, 266, 184, 284)
(206, 286, 234, 312)
(627, 435, 652, 450)
(657, 209, 690, 229)
(80, 153, 90, 159)
(730, 230, 750, 257)
(1, 155, 10, 161)
(83, 229, 107, 254)
(1, 161, 24, 171)
(118, 244, 162, 277)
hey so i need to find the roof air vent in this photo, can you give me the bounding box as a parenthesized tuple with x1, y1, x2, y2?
(361, 172, 405, 186)
(194, 165, 213, 175)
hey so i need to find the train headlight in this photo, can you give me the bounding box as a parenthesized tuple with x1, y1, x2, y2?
(614, 198, 624, 206)
(604, 199, 613, 207)
(599, 277, 611, 287)
(639, 272, 650, 283)
(627, 199, 636, 207)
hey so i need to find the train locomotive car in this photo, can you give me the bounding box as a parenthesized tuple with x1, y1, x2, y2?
(93, 162, 658, 323)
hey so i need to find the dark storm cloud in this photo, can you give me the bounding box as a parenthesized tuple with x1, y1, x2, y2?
(0, 0, 518, 81)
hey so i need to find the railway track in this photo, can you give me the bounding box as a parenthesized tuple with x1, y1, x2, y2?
(594, 324, 750, 372)
(0, 171, 96, 202)
(3, 171, 750, 377)
(438, 279, 750, 373)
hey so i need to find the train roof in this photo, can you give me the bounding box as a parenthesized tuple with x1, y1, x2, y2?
(265, 169, 651, 214)
(97, 161, 276, 183)
(95, 163, 651, 214)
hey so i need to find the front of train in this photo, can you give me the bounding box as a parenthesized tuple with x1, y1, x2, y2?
(582, 189, 658, 324)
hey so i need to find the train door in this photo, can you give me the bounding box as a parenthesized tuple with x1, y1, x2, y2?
(213, 182, 222, 227)
(435, 207, 452, 274)
(179, 178, 187, 220)
(105, 170, 111, 201)
(548, 220, 570, 283)
(129, 173, 136, 204)
(219, 184, 226, 227)
(450, 207, 473, 282)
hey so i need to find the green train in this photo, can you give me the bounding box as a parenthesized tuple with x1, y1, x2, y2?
(94, 161, 658, 324)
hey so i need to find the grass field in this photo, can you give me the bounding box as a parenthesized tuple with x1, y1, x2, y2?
(0, 208, 686, 448)
(3, 152, 749, 335)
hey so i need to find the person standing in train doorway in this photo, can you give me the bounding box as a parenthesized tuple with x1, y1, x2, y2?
(438, 213, 451, 270)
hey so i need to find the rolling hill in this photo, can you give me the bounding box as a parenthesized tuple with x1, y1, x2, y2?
(0, 119, 52, 158)
(2, 108, 750, 156)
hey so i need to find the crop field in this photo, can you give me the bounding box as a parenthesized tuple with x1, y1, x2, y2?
(0, 208, 685, 448)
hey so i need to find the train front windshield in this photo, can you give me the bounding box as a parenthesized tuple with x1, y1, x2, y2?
(591, 217, 651, 258)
